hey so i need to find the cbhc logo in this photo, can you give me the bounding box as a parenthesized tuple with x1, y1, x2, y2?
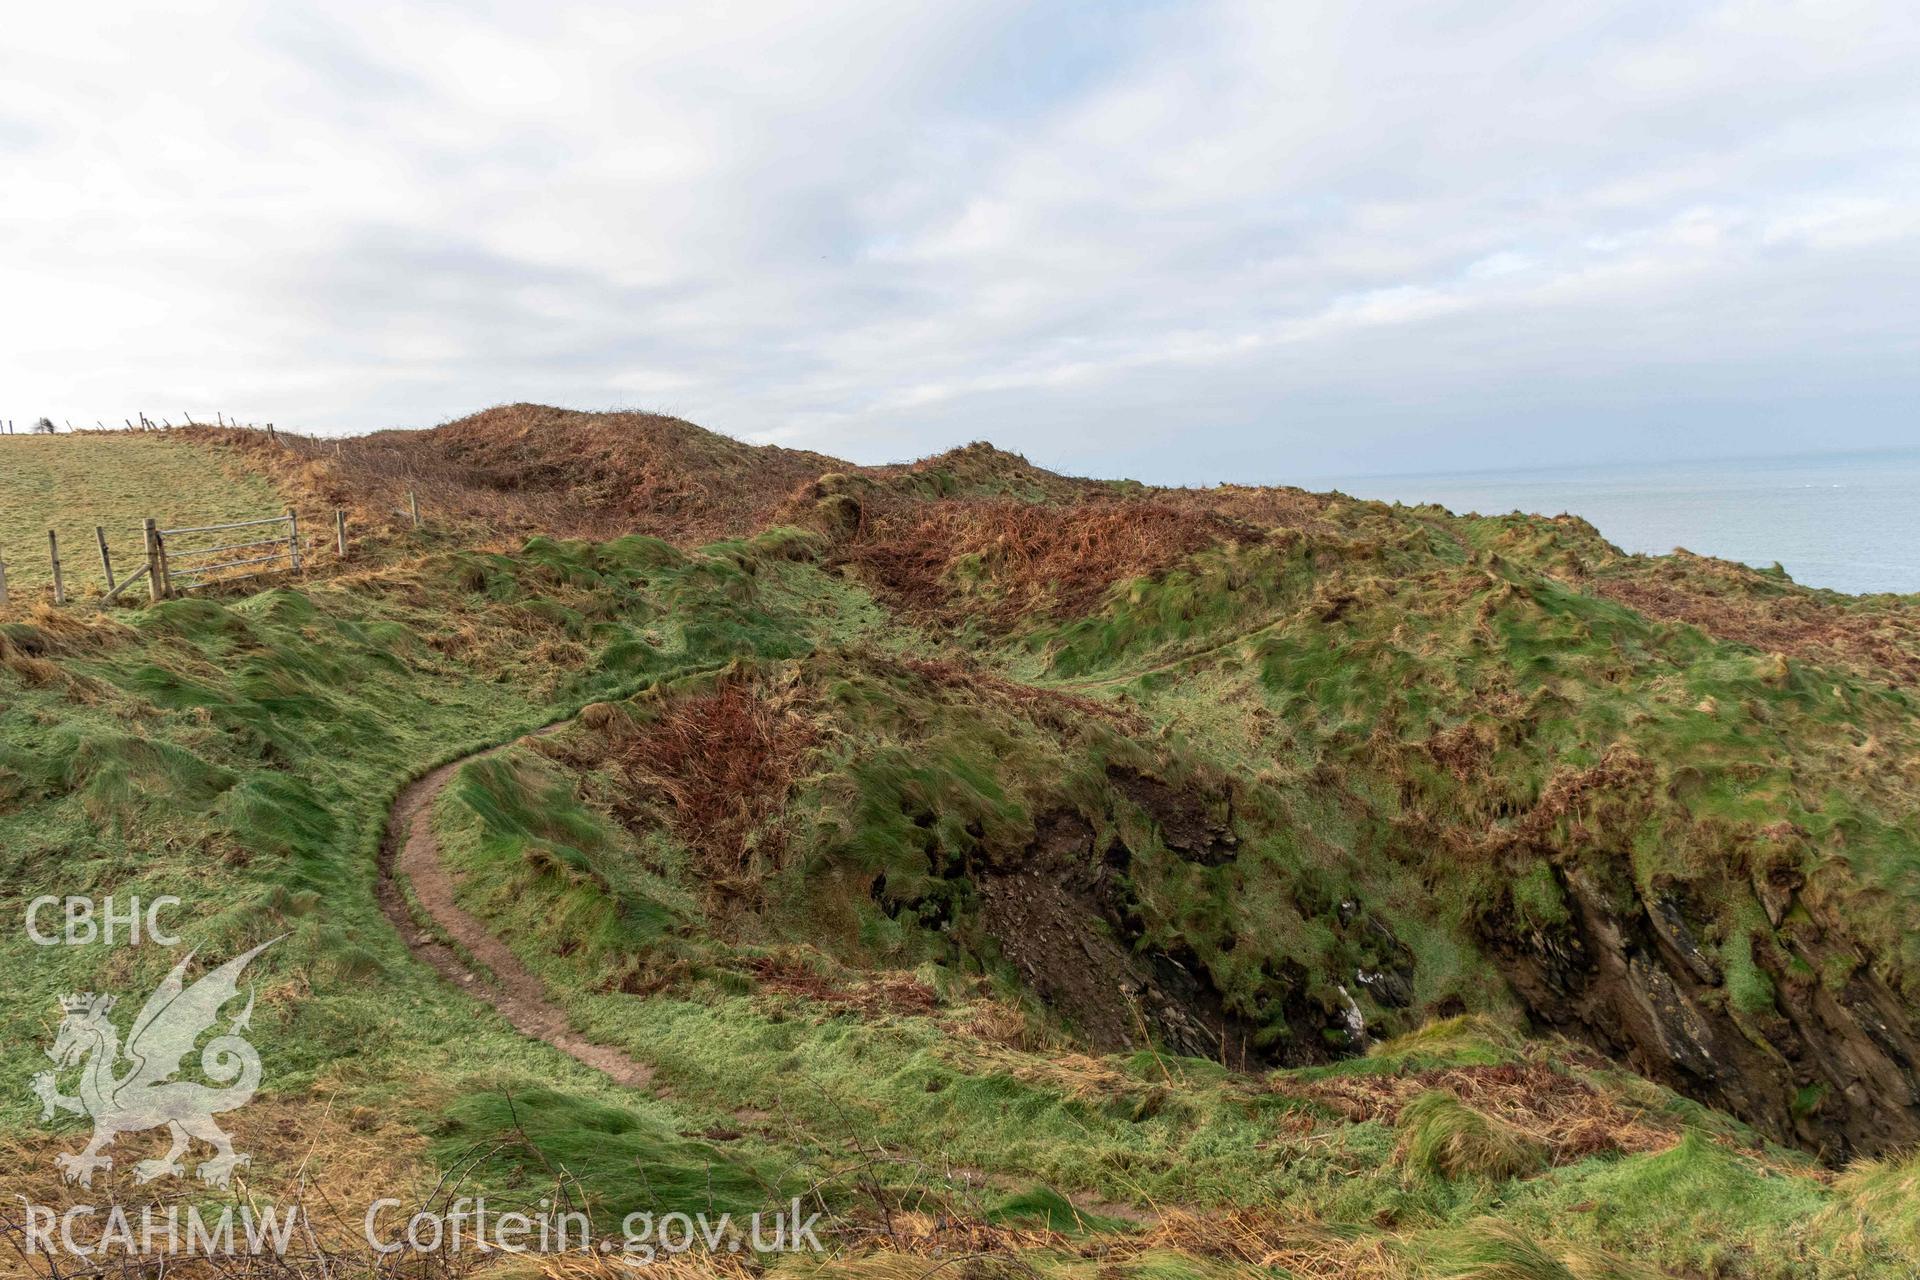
(25, 896, 183, 947)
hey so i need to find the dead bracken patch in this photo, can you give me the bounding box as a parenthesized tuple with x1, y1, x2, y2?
(1147, 481, 1345, 535)
(612, 682, 818, 882)
(1595, 562, 1920, 687)
(843, 498, 1244, 623)
(185, 403, 848, 547)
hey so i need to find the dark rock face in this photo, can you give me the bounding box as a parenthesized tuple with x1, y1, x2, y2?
(969, 811, 1274, 1066)
(1487, 858, 1920, 1161)
(1105, 766, 1239, 866)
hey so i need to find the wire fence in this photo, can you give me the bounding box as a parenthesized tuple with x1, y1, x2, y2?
(0, 506, 374, 609)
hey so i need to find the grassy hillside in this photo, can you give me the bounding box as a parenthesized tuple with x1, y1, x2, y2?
(0, 435, 287, 598)
(3, 413, 1918, 1277)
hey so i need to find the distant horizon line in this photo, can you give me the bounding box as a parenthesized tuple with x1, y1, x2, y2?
(1297, 441, 1920, 489)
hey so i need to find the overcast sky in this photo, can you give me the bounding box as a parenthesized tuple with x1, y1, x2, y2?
(3, 1, 1916, 482)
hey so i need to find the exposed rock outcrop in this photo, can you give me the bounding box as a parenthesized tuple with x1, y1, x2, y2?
(1487, 858, 1920, 1160)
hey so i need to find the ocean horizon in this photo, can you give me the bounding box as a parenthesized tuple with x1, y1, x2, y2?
(1316, 447, 1920, 597)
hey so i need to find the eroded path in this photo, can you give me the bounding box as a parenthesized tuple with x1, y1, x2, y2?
(377, 729, 654, 1088)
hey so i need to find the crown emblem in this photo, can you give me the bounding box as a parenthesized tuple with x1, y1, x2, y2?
(58, 993, 112, 1015)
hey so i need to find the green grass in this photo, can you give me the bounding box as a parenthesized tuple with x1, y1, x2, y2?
(6, 440, 1920, 1276)
(0, 435, 286, 597)
(1395, 1091, 1548, 1183)
(0, 534, 895, 1227)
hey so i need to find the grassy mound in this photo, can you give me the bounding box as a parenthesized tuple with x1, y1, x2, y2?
(4, 414, 1919, 1276)
(1395, 1091, 1549, 1182)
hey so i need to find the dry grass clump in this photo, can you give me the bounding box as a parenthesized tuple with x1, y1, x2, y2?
(1394, 1091, 1550, 1182)
(1422, 1220, 1666, 1280)
(480, 1211, 1672, 1280)
(1146, 480, 1343, 535)
(1816, 1144, 1920, 1262)
(845, 498, 1243, 623)
(0, 606, 131, 695)
(939, 994, 1054, 1054)
(1300, 1061, 1676, 1169)
(1128, 1208, 1412, 1280)
(0, 1094, 439, 1275)
(1461, 745, 1654, 860)
(746, 950, 942, 1018)
(518, 1255, 758, 1279)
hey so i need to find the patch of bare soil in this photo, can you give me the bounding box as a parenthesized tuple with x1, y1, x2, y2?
(377, 729, 654, 1089)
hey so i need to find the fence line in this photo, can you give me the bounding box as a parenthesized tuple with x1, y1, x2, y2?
(0, 491, 417, 611)
(0, 413, 287, 436)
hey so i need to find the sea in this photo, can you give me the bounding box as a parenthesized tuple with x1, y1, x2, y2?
(1316, 448, 1920, 597)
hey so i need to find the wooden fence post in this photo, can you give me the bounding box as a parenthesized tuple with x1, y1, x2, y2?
(0, 552, 9, 606)
(48, 531, 65, 605)
(143, 519, 164, 602)
(335, 510, 347, 558)
(409, 490, 420, 529)
(95, 525, 115, 592)
(287, 510, 301, 570)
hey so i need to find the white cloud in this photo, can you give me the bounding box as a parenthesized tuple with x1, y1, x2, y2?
(1, 0, 1917, 478)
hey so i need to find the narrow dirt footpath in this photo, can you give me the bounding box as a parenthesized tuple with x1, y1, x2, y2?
(377, 730, 654, 1088)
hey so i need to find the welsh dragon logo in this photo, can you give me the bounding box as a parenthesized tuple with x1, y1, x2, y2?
(31, 938, 278, 1189)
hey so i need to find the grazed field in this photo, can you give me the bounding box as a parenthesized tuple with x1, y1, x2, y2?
(0, 434, 286, 599)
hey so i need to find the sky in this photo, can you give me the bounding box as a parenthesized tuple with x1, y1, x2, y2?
(2, 0, 1917, 484)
